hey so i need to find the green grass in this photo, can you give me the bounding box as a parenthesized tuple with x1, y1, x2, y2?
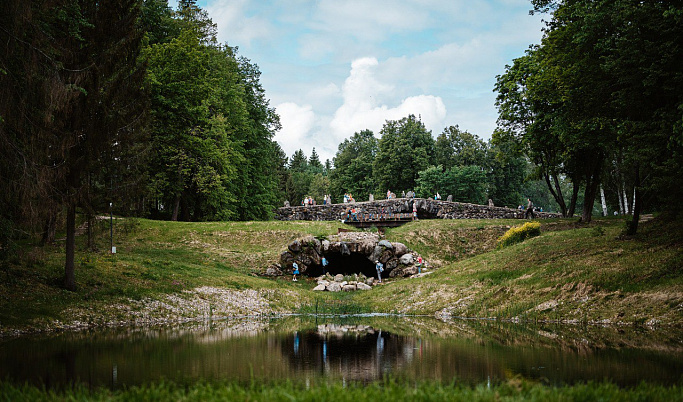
(1, 378, 681, 402)
(344, 216, 683, 325)
(0, 218, 347, 329)
(1, 215, 682, 332)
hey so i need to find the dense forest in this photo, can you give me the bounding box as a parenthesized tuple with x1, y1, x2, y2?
(1, 0, 682, 289)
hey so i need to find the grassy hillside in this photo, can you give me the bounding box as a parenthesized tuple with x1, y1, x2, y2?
(367, 218, 682, 326)
(1, 214, 681, 335)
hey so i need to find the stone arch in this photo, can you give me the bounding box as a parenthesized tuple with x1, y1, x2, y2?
(306, 251, 377, 278)
(279, 234, 418, 280)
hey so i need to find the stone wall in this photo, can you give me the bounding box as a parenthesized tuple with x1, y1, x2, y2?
(275, 198, 560, 221)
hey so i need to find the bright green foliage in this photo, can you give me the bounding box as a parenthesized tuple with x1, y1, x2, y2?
(435, 125, 488, 170)
(448, 166, 488, 204)
(487, 131, 526, 208)
(415, 166, 446, 199)
(497, 0, 683, 228)
(373, 115, 435, 195)
(145, 30, 246, 221)
(329, 129, 378, 202)
(143, 3, 280, 221)
(308, 173, 330, 203)
(497, 222, 541, 249)
(416, 165, 487, 203)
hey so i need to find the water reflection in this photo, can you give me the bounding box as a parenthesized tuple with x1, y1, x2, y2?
(0, 317, 681, 389)
(284, 325, 417, 382)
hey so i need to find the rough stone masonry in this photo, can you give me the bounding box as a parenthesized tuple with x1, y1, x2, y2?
(275, 198, 560, 222)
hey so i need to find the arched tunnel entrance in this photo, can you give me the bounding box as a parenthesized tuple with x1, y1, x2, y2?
(304, 252, 378, 279)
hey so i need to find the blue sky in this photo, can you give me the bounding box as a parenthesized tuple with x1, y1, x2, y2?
(170, 1, 545, 162)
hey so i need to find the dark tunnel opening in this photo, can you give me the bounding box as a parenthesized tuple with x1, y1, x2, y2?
(304, 252, 378, 279)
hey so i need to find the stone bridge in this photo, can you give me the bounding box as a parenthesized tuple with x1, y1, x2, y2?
(275, 198, 560, 222)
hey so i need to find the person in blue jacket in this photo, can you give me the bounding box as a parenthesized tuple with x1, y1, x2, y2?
(292, 261, 299, 282)
(375, 260, 384, 283)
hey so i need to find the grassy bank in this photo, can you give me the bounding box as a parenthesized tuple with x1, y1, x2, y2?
(370, 216, 683, 326)
(0, 219, 344, 333)
(1, 214, 682, 334)
(1, 378, 681, 402)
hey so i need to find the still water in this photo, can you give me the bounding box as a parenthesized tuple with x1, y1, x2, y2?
(1, 316, 681, 389)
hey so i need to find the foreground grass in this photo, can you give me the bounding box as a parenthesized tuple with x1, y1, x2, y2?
(1, 378, 681, 402)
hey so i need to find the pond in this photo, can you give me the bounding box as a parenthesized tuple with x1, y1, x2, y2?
(1, 316, 681, 389)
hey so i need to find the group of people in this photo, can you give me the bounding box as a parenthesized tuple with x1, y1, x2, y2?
(344, 207, 359, 222)
(302, 195, 334, 206)
(342, 193, 355, 203)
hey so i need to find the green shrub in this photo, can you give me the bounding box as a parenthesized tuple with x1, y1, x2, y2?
(497, 222, 541, 248)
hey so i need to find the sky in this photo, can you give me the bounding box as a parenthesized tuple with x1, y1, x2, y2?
(170, 0, 545, 163)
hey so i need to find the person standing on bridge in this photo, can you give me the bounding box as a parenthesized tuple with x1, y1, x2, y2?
(412, 202, 418, 220)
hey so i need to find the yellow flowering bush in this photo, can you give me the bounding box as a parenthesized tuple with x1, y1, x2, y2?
(497, 222, 541, 248)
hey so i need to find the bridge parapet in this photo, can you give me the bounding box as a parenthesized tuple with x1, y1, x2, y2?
(274, 198, 560, 221)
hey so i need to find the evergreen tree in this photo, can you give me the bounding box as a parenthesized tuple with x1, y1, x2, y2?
(308, 148, 324, 174)
(0, 0, 148, 289)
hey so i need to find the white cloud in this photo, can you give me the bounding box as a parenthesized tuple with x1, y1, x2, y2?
(330, 57, 447, 140)
(274, 103, 315, 156)
(195, 0, 545, 160)
(205, 0, 272, 46)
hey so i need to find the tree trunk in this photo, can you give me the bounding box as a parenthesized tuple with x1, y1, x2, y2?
(568, 181, 579, 218)
(64, 203, 76, 291)
(627, 166, 641, 235)
(622, 185, 630, 214)
(600, 185, 608, 216)
(544, 172, 568, 217)
(581, 155, 604, 223)
(40, 212, 57, 245)
(171, 195, 180, 221)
